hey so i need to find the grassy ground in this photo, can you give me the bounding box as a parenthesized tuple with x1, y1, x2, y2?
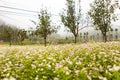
(0, 42, 120, 80)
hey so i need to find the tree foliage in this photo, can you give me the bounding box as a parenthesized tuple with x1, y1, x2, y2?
(0, 24, 14, 46)
(17, 29, 27, 44)
(61, 0, 81, 43)
(88, 0, 119, 42)
(34, 9, 57, 46)
(0, 24, 27, 45)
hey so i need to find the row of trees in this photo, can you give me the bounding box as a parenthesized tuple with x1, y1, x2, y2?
(0, 22, 119, 46)
(0, 24, 27, 46)
(0, 0, 119, 46)
(32, 0, 88, 46)
(79, 28, 119, 41)
(32, 0, 119, 46)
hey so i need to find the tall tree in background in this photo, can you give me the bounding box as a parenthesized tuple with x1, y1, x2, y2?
(110, 28, 113, 41)
(89, 0, 119, 42)
(79, 33, 82, 40)
(27, 27, 36, 43)
(33, 9, 56, 46)
(3, 25, 14, 46)
(86, 32, 89, 40)
(61, 0, 81, 43)
(115, 28, 118, 41)
(97, 33, 99, 41)
(17, 29, 27, 44)
(83, 32, 86, 39)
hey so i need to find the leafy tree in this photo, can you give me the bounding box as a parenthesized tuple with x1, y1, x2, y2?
(110, 28, 113, 41)
(3, 25, 14, 46)
(17, 29, 27, 44)
(27, 27, 36, 43)
(93, 35, 95, 41)
(79, 33, 82, 40)
(61, 0, 81, 43)
(0, 24, 28, 45)
(0, 25, 5, 40)
(97, 33, 99, 41)
(90, 36, 92, 41)
(83, 32, 86, 39)
(33, 9, 56, 46)
(89, 0, 119, 42)
(86, 32, 89, 40)
(115, 28, 118, 41)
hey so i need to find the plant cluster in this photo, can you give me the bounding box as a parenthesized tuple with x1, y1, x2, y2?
(0, 42, 120, 80)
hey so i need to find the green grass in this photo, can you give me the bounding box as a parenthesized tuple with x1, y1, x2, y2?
(0, 42, 120, 80)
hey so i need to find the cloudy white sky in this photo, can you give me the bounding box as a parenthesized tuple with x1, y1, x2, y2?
(0, 0, 91, 26)
(0, 0, 120, 36)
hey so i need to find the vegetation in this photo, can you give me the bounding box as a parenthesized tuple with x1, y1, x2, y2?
(88, 0, 119, 42)
(61, 0, 81, 43)
(0, 24, 28, 45)
(17, 29, 27, 45)
(0, 0, 120, 80)
(0, 24, 15, 46)
(32, 9, 57, 46)
(0, 42, 120, 80)
(0, 0, 120, 44)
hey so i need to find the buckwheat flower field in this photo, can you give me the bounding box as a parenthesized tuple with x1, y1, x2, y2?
(0, 42, 120, 80)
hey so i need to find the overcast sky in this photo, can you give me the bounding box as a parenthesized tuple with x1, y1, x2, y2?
(0, 0, 120, 36)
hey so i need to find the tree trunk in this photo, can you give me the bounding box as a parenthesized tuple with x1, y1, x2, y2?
(44, 37, 47, 47)
(104, 34, 107, 42)
(74, 35, 77, 44)
(116, 31, 118, 41)
(9, 39, 12, 46)
(21, 40, 22, 45)
(102, 33, 107, 42)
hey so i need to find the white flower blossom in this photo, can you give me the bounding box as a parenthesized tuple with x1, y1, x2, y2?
(31, 64, 36, 69)
(75, 70, 79, 75)
(54, 77, 59, 80)
(10, 76, 16, 80)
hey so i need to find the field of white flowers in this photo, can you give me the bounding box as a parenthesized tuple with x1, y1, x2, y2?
(0, 42, 120, 80)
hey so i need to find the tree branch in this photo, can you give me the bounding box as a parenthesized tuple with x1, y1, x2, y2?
(79, 26, 88, 31)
